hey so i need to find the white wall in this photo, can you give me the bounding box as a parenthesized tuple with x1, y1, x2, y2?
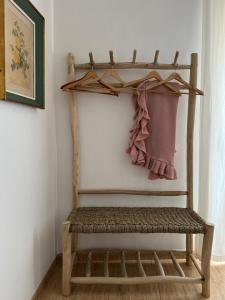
(0, 1, 57, 300)
(54, 0, 203, 251)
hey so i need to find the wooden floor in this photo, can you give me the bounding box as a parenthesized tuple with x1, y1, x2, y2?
(37, 258, 225, 300)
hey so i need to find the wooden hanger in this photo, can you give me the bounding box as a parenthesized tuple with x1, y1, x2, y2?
(124, 70, 181, 95)
(61, 70, 119, 95)
(100, 69, 125, 84)
(146, 72, 203, 95)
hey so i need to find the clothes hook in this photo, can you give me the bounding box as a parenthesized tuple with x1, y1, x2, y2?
(153, 50, 160, 64)
(132, 49, 137, 64)
(173, 51, 179, 68)
(89, 52, 95, 70)
(109, 50, 115, 68)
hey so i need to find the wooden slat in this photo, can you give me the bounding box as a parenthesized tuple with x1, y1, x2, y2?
(153, 252, 165, 276)
(121, 251, 128, 277)
(187, 52, 198, 209)
(78, 189, 188, 196)
(186, 53, 198, 265)
(68, 53, 79, 208)
(190, 254, 202, 276)
(201, 223, 214, 297)
(86, 252, 92, 277)
(74, 62, 191, 70)
(170, 251, 185, 277)
(77, 250, 187, 262)
(71, 276, 202, 285)
(62, 222, 72, 296)
(70, 252, 77, 274)
(137, 251, 146, 277)
(104, 251, 109, 277)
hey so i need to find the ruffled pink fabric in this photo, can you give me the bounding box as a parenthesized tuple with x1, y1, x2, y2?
(127, 80, 180, 180)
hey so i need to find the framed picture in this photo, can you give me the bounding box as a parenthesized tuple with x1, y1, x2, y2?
(0, 0, 45, 108)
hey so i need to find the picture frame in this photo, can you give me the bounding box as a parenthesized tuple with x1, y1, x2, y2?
(0, 0, 45, 108)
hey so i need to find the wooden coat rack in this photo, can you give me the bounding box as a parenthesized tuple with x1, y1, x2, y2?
(62, 50, 214, 299)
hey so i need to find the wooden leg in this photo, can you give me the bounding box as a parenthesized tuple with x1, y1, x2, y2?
(186, 233, 193, 266)
(62, 222, 72, 297)
(201, 223, 214, 298)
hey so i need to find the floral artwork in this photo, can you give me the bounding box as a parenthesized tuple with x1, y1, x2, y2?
(10, 21, 29, 79)
(5, 0, 34, 99)
(2, 0, 44, 108)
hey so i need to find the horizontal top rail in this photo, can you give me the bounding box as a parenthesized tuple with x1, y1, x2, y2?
(74, 62, 191, 70)
(78, 189, 188, 196)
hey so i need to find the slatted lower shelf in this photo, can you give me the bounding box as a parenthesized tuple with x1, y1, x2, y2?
(70, 250, 203, 285)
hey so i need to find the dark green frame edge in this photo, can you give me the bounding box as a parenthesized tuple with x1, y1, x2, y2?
(6, 0, 45, 109)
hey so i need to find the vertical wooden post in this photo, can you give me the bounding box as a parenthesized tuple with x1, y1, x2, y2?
(62, 222, 72, 296)
(68, 53, 79, 208)
(201, 224, 214, 298)
(186, 53, 197, 265)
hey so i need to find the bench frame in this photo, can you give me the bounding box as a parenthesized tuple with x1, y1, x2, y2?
(62, 52, 214, 298)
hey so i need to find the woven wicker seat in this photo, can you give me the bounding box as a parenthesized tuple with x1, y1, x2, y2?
(68, 207, 206, 234)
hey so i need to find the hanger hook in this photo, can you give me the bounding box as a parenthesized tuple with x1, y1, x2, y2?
(173, 51, 179, 72)
(109, 50, 115, 69)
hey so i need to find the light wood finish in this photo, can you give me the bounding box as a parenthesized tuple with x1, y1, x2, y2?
(137, 251, 146, 277)
(170, 251, 185, 277)
(124, 70, 181, 94)
(71, 252, 77, 274)
(186, 233, 193, 266)
(71, 275, 202, 285)
(85, 252, 92, 277)
(76, 250, 187, 261)
(31, 255, 60, 300)
(187, 52, 198, 209)
(186, 53, 198, 265)
(100, 69, 125, 84)
(190, 253, 202, 277)
(36, 258, 225, 300)
(78, 189, 188, 196)
(62, 52, 214, 299)
(62, 222, 72, 296)
(153, 252, 165, 276)
(68, 53, 79, 208)
(121, 251, 128, 277)
(74, 62, 191, 70)
(104, 251, 109, 277)
(0, 0, 5, 99)
(201, 224, 214, 298)
(68, 84, 195, 96)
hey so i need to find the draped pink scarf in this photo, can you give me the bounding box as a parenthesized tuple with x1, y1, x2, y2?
(126, 80, 180, 180)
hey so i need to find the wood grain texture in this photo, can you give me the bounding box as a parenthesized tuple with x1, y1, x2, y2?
(68, 53, 79, 208)
(31, 255, 60, 300)
(35, 258, 225, 300)
(0, 0, 5, 99)
(186, 53, 198, 265)
(187, 52, 198, 209)
(78, 189, 188, 196)
(201, 224, 214, 298)
(62, 222, 72, 296)
(74, 62, 191, 70)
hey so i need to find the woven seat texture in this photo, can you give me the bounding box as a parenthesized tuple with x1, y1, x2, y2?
(68, 207, 206, 234)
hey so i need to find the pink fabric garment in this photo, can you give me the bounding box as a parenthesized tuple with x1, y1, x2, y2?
(126, 80, 180, 180)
